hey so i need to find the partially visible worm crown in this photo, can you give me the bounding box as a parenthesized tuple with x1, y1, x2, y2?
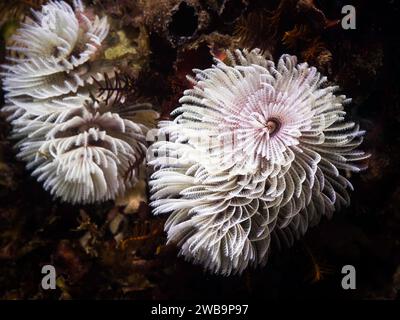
(3, 0, 114, 119)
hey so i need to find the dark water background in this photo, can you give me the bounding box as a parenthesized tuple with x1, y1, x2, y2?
(0, 0, 399, 299)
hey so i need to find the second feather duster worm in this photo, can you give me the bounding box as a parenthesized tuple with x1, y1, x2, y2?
(1, 0, 157, 204)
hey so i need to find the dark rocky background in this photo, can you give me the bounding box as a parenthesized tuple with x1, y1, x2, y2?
(0, 0, 399, 299)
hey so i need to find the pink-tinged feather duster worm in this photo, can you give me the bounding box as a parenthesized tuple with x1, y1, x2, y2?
(149, 49, 369, 275)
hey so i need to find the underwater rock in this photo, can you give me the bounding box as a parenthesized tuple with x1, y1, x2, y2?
(140, 0, 209, 47)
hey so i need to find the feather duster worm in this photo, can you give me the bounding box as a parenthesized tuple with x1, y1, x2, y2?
(1, 0, 157, 204)
(149, 49, 369, 275)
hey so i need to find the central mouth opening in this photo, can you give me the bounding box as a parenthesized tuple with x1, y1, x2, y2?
(265, 118, 281, 136)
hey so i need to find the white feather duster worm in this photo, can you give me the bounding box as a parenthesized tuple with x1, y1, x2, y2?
(1, 0, 157, 204)
(149, 49, 369, 275)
